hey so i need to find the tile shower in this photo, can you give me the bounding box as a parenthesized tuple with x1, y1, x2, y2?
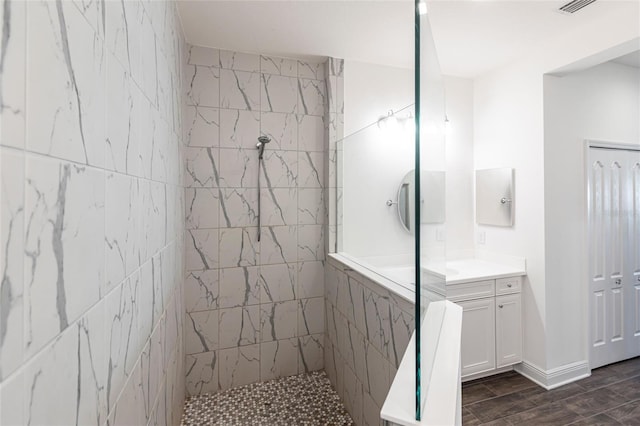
(182, 45, 328, 395)
(0, 2, 404, 425)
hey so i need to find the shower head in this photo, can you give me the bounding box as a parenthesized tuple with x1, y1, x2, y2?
(256, 136, 271, 159)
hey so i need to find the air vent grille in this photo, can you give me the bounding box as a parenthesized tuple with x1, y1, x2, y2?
(558, 0, 597, 14)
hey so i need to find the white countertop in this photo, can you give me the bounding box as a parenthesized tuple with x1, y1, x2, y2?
(422, 257, 525, 286)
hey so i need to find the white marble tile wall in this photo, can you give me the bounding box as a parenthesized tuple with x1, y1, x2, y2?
(324, 257, 415, 426)
(183, 45, 327, 395)
(0, 1, 186, 424)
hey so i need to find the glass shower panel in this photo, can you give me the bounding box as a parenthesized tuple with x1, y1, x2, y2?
(337, 105, 416, 285)
(415, 4, 447, 420)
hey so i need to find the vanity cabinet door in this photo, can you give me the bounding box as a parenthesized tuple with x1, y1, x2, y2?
(496, 293, 522, 368)
(459, 298, 496, 377)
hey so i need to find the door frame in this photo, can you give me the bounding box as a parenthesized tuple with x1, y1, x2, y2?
(585, 140, 640, 371)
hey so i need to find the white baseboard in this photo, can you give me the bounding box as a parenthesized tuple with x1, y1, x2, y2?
(514, 360, 590, 390)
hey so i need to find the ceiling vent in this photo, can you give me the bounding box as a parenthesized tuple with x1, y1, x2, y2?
(557, 0, 597, 14)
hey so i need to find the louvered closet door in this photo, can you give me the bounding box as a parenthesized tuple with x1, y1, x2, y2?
(589, 147, 640, 369)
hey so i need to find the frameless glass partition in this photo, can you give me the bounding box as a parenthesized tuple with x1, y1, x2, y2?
(416, 2, 447, 419)
(336, 104, 416, 287)
(334, 2, 446, 421)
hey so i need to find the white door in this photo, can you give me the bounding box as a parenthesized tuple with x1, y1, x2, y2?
(459, 298, 495, 377)
(589, 147, 640, 369)
(496, 294, 522, 368)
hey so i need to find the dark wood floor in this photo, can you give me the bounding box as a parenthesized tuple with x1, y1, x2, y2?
(462, 357, 640, 425)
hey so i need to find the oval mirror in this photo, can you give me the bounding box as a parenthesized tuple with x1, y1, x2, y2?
(395, 170, 446, 233)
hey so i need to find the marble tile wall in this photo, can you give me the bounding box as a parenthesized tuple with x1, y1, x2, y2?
(182, 45, 327, 395)
(0, 1, 186, 424)
(324, 257, 415, 426)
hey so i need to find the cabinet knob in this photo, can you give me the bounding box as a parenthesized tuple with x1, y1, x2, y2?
(498, 304, 504, 309)
(615, 278, 622, 286)
(507, 284, 512, 288)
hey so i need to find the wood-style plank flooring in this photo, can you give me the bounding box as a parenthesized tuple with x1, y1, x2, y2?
(462, 357, 640, 425)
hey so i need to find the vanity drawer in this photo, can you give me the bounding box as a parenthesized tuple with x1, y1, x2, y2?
(448, 280, 495, 302)
(496, 277, 522, 295)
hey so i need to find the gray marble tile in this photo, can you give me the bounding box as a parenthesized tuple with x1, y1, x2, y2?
(185, 351, 219, 396)
(261, 301, 299, 342)
(106, 276, 140, 410)
(106, 52, 140, 174)
(186, 229, 219, 271)
(298, 224, 325, 262)
(185, 105, 220, 147)
(24, 155, 105, 358)
(343, 365, 363, 425)
(297, 78, 326, 116)
(220, 69, 260, 111)
(260, 187, 298, 226)
(218, 148, 258, 188)
(184, 64, 220, 107)
(187, 45, 220, 67)
(185, 270, 220, 313)
(25, 300, 107, 425)
(298, 115, 325, 152)
(219, 188, 258, 228)
(298, 188, 326, 225)
(298, 261, 325, 299)
(363, 342, 390, 407)
(218, 345, 260, 390)
(0, 368, 24, 425)
(107, 357, 144, 426)
(105, 172, 140, 291)
(261, 56, 297, 77)
(220, 109, 260, 149)
(220, 50, 261, 73)
(219, 266, 260, 308)
(298, 297, 325, 336)
(185, 188, 220, 230)
(27, 0, 106, 167)
(298, 151, 324, 188)
(363, 287, 391, 358)
(298, 61, 325, 80)
(298, 334, 324, 373)
(260, 226, 298, 265)
(138, 180, 167, 262)
(0, 148, 24, 380)
(219, 306, 261, 349)
(261, 74, 298, 114)
(0, 0, 26, 150)
(260, 338, 299, 381)
(219, 227, 258, 268)
(260, 112, 298, 151)
(185, 310, 219, 354)
(261, 150, 298, 188)
(259, 263, 297, 303)
(185, 147, 220, 188)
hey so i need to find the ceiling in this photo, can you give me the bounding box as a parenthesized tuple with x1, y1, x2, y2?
(177, 0, 640, 78)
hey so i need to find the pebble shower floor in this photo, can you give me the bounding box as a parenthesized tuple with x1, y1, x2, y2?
(180, 371, 355, 425)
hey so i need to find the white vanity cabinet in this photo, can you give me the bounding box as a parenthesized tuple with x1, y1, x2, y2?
(451, 276, 523, 379)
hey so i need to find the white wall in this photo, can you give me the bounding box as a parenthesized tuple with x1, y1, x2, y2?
(341, 61, 475, 259)
(444, 76, 475, 258)
(473, 2, 639, 378)
(344, 61, 413, 137)
(544, 61, 640, 369)
(342, 60, 414, 258)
